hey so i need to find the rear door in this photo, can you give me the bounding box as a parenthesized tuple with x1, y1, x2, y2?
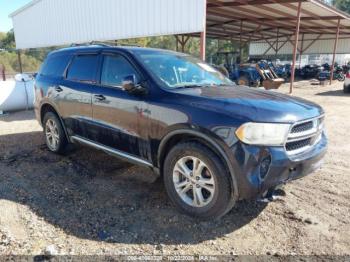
(90, 52, 151, 161)
(59, 53, 100, 138)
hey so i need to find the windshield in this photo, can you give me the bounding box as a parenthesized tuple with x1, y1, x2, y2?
(133, 49, 234, 89)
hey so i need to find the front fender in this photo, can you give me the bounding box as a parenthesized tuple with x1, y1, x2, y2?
(157, 127, 239, 200)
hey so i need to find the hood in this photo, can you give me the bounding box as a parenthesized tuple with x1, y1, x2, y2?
(172, 85, 324, 123)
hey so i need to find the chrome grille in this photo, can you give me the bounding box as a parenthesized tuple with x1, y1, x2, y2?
(286, 138, 312, 151)
(285, 116, 324, 155)
(291, 121, 314, 133)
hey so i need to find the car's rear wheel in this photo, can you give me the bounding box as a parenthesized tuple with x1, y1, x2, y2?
(43, 112, 68, 154)
(163, 142, 235, 220)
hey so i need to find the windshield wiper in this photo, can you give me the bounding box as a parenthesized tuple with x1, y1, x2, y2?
(173, 83, 231, 89)
(174, 84, 207, 89)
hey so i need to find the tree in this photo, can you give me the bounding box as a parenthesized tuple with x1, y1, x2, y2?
(333, 0, 350, 14)
(0, 29, 15, 50)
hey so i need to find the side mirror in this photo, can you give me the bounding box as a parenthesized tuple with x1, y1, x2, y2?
(122, 75, 147, 95)
(122, 75, 137, 91)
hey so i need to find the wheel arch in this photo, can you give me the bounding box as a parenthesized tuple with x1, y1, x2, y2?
(157, 129, 239, 200)
(40, 102, 69, 141)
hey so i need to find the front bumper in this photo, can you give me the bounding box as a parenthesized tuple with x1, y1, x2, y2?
(230, 132, 327, 200)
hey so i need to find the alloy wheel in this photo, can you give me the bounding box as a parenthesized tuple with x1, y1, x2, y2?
(45, 119, 60, 151)
(172, 156, 216, 207)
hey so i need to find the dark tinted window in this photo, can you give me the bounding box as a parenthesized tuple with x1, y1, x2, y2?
(101, 55, 139, 86)
(40, 54, 71, 77)
(67, 55, 99, 82)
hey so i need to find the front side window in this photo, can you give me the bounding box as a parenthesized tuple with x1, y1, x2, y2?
(133, 50, 233, 89)
(67, 55, 99, 83)
(101, 55, 139, 87)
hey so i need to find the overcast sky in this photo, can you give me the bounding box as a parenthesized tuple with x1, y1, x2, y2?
(0, 0, 30, 32)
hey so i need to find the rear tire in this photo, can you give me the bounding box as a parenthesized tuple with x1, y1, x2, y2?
(344, 84, 350, 93)
(43, 112, 68, 154)
(163, 142, 235, 220)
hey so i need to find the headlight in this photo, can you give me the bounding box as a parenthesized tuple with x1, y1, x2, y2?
(235, 122, 291, 146)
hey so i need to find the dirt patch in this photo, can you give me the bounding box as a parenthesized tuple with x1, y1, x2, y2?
(0, 82, 349, 256)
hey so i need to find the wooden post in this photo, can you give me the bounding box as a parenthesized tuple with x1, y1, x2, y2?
(290, 1, 302, 94)
(181, 35, 184, 52)
(175, 35, 179, 52)
(275, 28, 279, 56)
(176, 35, 190, 53)
(239, 20, 243, 60)
(330, 19, 341, 85)
(17, 50, 23, 74)
(0, 64, 5, 81)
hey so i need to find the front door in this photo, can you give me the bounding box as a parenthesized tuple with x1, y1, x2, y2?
(91, 53, 151, 161)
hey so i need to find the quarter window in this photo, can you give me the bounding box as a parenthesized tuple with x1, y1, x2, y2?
(40, 54, 71, 77)
(101, 55, 139, 87)
(67, 55, 99, 82)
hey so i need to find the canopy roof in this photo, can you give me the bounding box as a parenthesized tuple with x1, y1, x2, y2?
(205, 0, 350, 42)
(10, 0, 350, 50)
(9, 0, 206, 49)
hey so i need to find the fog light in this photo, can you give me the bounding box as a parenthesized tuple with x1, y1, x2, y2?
(259, 155, 271, 180)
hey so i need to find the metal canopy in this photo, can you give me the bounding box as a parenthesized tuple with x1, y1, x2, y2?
(204, 0, 350, 42)
(10, 0, 350, 93)
(199, 0, 350, 93)
(10, 0, 206, 50)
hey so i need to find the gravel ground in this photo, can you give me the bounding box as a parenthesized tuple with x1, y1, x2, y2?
(0, 81, 349, 257)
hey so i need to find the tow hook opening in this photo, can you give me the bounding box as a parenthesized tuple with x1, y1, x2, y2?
(259, 155, 272, 181)
(289, 167, 297, 172)
(258, 186, 286, 203)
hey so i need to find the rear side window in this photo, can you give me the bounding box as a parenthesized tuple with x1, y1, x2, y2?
(40, 54, 71, 77)
(67, 55, 99, 83)
(101, 55, 139, 87)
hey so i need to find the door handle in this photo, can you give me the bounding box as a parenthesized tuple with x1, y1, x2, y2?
(94, 94, 106, 101)
(55, 86, 63, 92)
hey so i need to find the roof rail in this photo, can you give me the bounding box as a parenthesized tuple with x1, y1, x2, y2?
(89, 41, 115, 47)
(69, 43, 85, 47)
(69, 41, 142, 48)
(89, 41, 142, 47)
(116, 43, 142, 47)
(69, 41, 115, 47)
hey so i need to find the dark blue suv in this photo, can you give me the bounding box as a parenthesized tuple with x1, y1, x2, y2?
(34, 45, 327, 219)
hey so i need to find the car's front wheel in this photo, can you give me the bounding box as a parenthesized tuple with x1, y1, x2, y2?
(43, 112, 68, 154)
(163, 142, 235, 220)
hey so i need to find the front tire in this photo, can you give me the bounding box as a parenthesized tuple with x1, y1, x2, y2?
(163, 142, 235, 220)
(238, 75, 249, 86)
(43, 112, 68, 154)
(251, 80, 260, 88)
